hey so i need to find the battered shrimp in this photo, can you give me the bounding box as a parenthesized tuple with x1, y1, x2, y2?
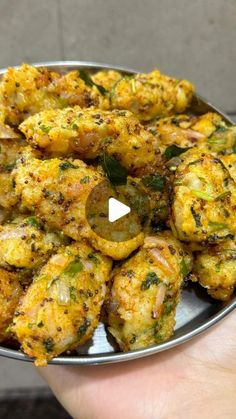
(14, 156, 143, 259)
(107, 232, 192, 351)
(109, 69, 194, 121)
(193, 239, 236, 301)
(12, 242, 112, 365)
(19, 106, 161, 174)
(0, 268, 22, 342)
(172, 148, 236, 242)
(0, 217, 61, 269)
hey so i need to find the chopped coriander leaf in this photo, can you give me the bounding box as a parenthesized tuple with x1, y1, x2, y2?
(180, 259, 190, 279)
(77, 319, 91, 339)
(3, 163, 15, 172)
(43, 337, 55, 352)
(71, 123, 78, 130)
(80, 176, 90, 184)
(40, 125, 51, 133)
(142, 173, 165, 192)
(25, 216, 41, 229)
(141, 272, 160, 290)
(101, 153, 128, 186)
(63, 257, 83, 276)
(59, 161, 77, 171)
(79, 70, 107, 96)
(164, 145, 190, 160)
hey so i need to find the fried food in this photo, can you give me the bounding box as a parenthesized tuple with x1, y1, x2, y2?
(172, 148, 236, 242)
(14, 156, 143, 259)
(193, 239, 236, 301)
(109, 69, 194, 121)
(107, 232, 192, 350)
(19, 106, 161, 173)
(0, 64, 102, 126)
(12, 242, 112, 366)
(0, 268, 22, 342)
(0, 217, 61, 269)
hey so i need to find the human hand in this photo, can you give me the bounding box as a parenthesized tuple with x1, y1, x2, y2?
(38, 311, 236, 419)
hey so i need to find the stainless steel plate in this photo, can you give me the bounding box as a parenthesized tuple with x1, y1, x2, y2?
(0, 61, 235, 365)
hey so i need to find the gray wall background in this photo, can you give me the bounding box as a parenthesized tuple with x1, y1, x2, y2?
(0, 0, 235, 390)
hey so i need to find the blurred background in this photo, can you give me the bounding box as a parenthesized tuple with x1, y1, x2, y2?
(0, 0, 235, 417)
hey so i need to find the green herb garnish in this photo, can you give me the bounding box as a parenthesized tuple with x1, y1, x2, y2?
(101, 153, 128, 186)
(79, 70, 107, 96)
(64, 257, 83, 276)
(141, 272, 160, 290)
(43, 337, 55, 352)
(77, 319, 91, 339)
(190, 207, 202, 227)
(25, 216, 41, 229)
(142, 173, 165, 192)
(40, 125, 51, 133)
(80, 176, 90, 184)
(164, 145, 190, 160)
(59, 161, 77, 171)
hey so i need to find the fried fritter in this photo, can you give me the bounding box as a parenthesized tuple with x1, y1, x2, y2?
(172, 148, 236, 242)
(107, 232, 192, 351)
(0, 217, 61, 269)
(0, 139, 26, 209)
(0, 64, 102, 126)
(147, 112, 225, 152)
(109, 69, 194, 121)
(19, 106, 161, 173)
(220, 154, 236, 182)
(0, 268, 22, 342)
(193, 239, 236, 300)
(12, 242, 112, 366)
(14, 156, 143, 259)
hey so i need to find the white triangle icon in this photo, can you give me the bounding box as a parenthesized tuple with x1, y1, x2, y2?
(108, 198, 131, 223)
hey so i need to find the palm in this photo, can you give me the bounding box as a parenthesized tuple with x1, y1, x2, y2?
(39, 312, 236, 419)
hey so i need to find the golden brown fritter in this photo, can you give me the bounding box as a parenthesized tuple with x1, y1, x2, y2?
(0, 268, 22, 342)
(0, 217, 61, 269)
(147, 112, 225, 152)
(172, 148, 236, 242)
(92, 70, 122, 91)
(107, 232, 192, 351)
(193, 239, 236, 300)
(109, 69, 194, 121)
(11, 242, 112, 366)
(19, 106, 161, 173)
(0, 64, 102, 126)
(14, 156, 143, 259)
(220, 154, 236, 181)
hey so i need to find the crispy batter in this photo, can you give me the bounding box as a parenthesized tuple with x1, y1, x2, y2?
(12, 242, 112, 366)
(172, 148, 236, 242)
(14, 156, 143, 259)
(107, 232, 192, 350)
(0, 268, 22, 342)
(19, 107, 161, 173)
(193, 239, 236, 301)
(109, 69, 194, 121)
(0, 217, 61, 269)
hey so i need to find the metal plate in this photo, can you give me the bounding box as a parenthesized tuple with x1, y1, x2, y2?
(0, 61, 235, 365)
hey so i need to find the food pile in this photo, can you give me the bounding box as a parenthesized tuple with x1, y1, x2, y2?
(0, 64, 235, 366)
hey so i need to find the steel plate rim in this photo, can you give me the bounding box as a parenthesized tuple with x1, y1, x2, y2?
(0, 60, 235, 365)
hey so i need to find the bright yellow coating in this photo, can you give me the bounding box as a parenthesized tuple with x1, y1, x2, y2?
(92, 70, 122, 91)
(220, 154, 236, 182)
(110, 69, 194, 121)
(14, 156, 143, 259)
(0, 64, 102, 126)
(193, 239, 236, 301)
(0, 268, 22, 342)
(0, 218, 61, 269)
(107, 232, 192, 350)
(11, 242, 112, 366)
(172, 148, 236, 242)
(19, 106, 161, 173)
(147, 112, 225, 152)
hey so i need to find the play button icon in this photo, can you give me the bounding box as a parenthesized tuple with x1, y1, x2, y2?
(86, 179, 150, 242)
(108, 198, 130, 223)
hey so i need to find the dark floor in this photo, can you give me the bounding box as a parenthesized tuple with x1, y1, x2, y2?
(0, 389, 71, 419)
